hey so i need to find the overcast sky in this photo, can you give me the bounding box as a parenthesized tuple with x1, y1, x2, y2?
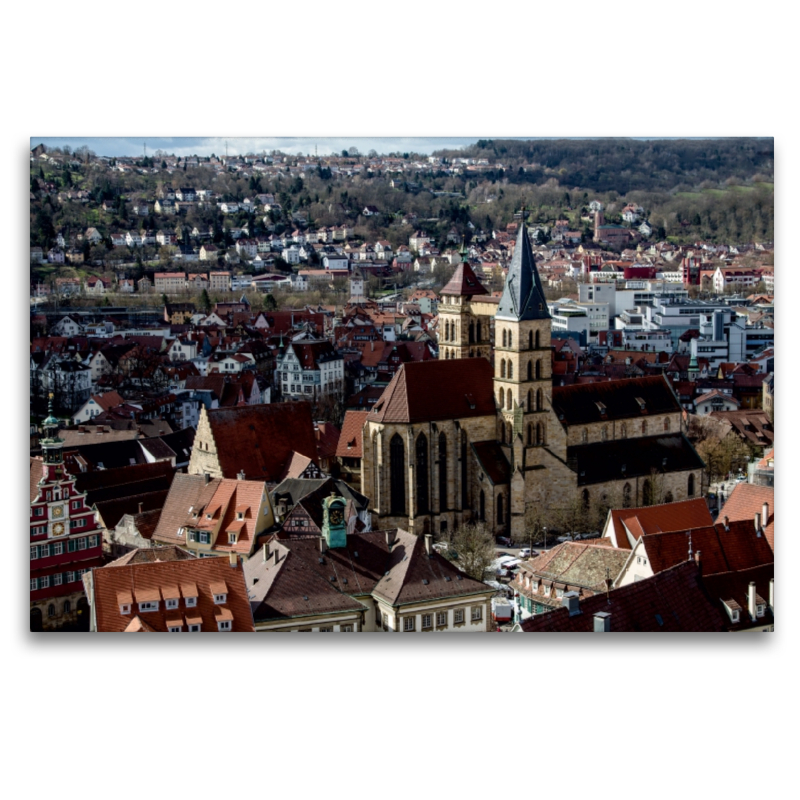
(30, 136, 492, 158)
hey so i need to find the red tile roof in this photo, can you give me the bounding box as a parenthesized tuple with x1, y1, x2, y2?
(204, 402, 318, 482)
(91, 555, 254, 632)
(336, 411, 369, 459)
(367, 359, 496, 424)
(520, 561, 724, 632)
(719, 483, 774, 551)
(440, 261, 489, 297)
(607, 498, 713, 549)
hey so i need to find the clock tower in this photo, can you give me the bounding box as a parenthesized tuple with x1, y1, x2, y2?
(322, 493, 347, 549)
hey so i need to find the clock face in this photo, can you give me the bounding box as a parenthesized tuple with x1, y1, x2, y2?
(52, 522, 64, 536)
(329, 509, 344, 525)
(52, 505, 64, 518)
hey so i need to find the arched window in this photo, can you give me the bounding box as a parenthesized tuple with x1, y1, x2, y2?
(527, 423, 533, 446)
(461, 431, 468, 508)
(372, 432, 379, 509)
(508, 331, 513, 348)
(527, 360, 532, 380)
(479, 490, 485, 521)
(623, 483, 632, 508)
(476, 322, 481, 341)
(620, 423, 627, 439)
(601, 426, 608, 441)
(537, 388, 543, 411)
(642, 479, 653, 507)
(390, 434, 405, 515)
(497, 494, 504, 525)
(664, 417, 670, 431)
(528, 389, 533, 411)
(501, 360, 506, 378)
(498, 388, 504, 407)
(438, 432, 447, 512)
(581, 428, 588, 444)
(416, 433, 429, 515)
(506, 422, 513, 443)
(502, 329, 507, 347)
(469, 321, 474, 343)
(506, 389, 512, 410)
(688, 473, 695, 497)
(508, 361, 513, 380)
(535, 360, 541, 379)
(641, 420, 648, 435)
(63, 599, 71, 614)
(48, 604, 56, 618)
(582, 489, 590, 509)
(535, 330, 540, 349)
(528, 330, 533, 350)
(500, 420, 506, 443)
(536, 423, 544, 446)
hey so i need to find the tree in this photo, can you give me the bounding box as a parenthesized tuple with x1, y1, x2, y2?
(439, 520, 496, 581)
(262, 293, 277, 311)
(199, 289, 211, 312)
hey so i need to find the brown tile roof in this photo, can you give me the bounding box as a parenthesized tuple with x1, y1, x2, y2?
(551, 375, 681, 426)
(700, 563, 774, 631)
(520, 561, 724, 632)
(94, 490, 169, 530)
(517, 542, 629, 592)
(204, 402, 318, 482)
(367, 359, 496, 424)
(336, 411, 369, 458)
(719, 483, 774, 551)
(607, 498, 713, 549)
(91, 555, 255, 632)
(471, 441, 511, 485)
(314, 422, 340, 461)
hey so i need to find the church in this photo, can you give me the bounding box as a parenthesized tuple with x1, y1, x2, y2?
(360, 223, 705, 540)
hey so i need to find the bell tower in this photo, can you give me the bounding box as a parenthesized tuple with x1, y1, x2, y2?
(494, 217, 552, 539)
(438, 245, 491, 360)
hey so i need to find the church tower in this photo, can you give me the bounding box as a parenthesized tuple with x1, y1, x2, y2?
(494, 220, 552, 538)
(438, 248, 491, 360)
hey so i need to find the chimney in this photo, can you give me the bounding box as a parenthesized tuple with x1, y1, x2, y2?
(562, 591, 581, 616)
(754, 512, 762, 536)
(204, 472, 210, 484)
(762, 502, 769, 528)
(723, 515, 730, 531)
(237, 470, 246, 481)
(228, 551, 237, 568)
(769, 578, 774, 612)
(694, 550, 701, 569)
(319, 536, 328, 554)
(385, 530, 396, 549)
(424, 533, 433, 556)
(263, 543, 269, 562)
(273, 548, 280, 566)
(748, 581, 757, 620)
(593, 611, 611, 632)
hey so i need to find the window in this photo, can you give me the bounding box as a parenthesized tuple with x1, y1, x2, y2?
(757, 605, 765, 618)
(341, 624, 354, 632)
(48, 604, 56, 617)
(168, 626, 182, 633)
(472, 607, 482, 621)
(139, 601, 159, 612)
(214, 594, 227, 605)
(34, 507, 44, 517)
(218, 620, 232, 631)
(228, 532, 237, 544)
(89, 535, 99, 548)
(390, 433, 406, 515)
(30, 578, 37, 591)
(53, 573, 62, 586)
(188, 624, 201, 632)
(454, 609, 464, 624)
(688, 474, 695, 497)
(199, 532, 210, 544)
(72, 501, 80, 510)
(422, 614, 432, 630)
(40, 575, 50, 589)
(68, 539, 77, 553)
(63, 600, 71, 614)
(319, 626, 333, 632)
(403, 617, 415, 632)
(66, 571, 75, 583)
(166, 599, 179, 610)
(78, 537, 87, 550)
(436, 612, 447, 627)
(120, 604, 131, 615)
(508, 361, 513, 380)
(54, 542, 63, 555)
(30, 546, 38, 560)
(186, 597, 197, 607)
(416, 433, 429, 515)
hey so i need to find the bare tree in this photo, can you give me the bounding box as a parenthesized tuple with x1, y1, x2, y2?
(439, 519, 495, 581)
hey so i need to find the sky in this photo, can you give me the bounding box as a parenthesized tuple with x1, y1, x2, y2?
(30, 136, 489, 158)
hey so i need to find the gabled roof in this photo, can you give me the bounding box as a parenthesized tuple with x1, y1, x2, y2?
(519, 541, 630, 592)
(203, 403, 318, 482)
(606, 498, 713, 549)
(336, 411, 369, 458)
(91, 555, 254, 632)
(551, 375, 680, 426)
(520, 561, 724, 632)
(719, 483, 774, 550)
(367, 359, 496, 424)
(496, 223, 550, 321)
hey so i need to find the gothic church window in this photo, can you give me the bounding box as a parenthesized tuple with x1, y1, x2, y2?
(688, 473, 695, 497)
(438, 432, 447, 512)
(535, 360, 541, 379)
(527, 361, 532, 381)
(508, 361, 513, 380)
(390, 434, 405, 515)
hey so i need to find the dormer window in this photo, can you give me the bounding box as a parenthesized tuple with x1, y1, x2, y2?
(165, 598, 179, 610)
(228, 532, 237, 544)
(217, 620, 232, 631)
(139, 601, 159, 612)
(206, 513, 212, 520)
(185, 596, 197, 608)
(731, 610, 740, 623)
(757, 605, 765, 618)
(214, 594, 227, 605)
(237, 511, 244, 521)
(168, 625, 182, 633)
(120, 604, 131, 615)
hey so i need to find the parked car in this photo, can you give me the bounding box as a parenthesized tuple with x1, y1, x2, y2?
(496, 536, 512, 547)
(518, 547, 532, 558)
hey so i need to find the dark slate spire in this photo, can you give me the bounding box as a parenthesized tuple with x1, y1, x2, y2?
(496, 218, 550, 321)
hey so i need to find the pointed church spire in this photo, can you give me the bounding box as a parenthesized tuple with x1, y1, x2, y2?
(496, 213, 550, 321)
